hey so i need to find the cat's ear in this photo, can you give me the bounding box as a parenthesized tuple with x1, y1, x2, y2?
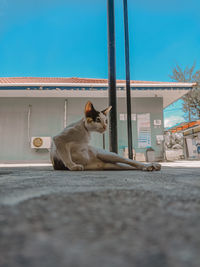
(102, 106, 112, 115)
(85, 101, 95, 117)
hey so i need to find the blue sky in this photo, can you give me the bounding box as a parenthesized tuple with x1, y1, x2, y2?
(0, 0, 199, 126)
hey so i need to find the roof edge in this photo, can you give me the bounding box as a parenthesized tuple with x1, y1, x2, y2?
(0, 82, 196, 87)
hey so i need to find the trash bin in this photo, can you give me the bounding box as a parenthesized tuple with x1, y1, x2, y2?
(146, 147, 155, 162)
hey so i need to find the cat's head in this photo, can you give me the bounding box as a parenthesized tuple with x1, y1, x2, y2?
(84, 101, 112, 133)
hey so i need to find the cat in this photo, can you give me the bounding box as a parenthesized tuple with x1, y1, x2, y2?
(50, 101, 161, 171)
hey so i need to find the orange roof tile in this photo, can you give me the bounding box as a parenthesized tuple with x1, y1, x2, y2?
(169, 120, 200, 133)
(0, 77, 194, 85)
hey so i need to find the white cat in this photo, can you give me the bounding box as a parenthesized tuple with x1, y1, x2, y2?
(50, 101, 161, 171)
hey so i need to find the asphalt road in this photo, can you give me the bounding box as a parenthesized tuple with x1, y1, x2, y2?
(0, 165, 200, 267)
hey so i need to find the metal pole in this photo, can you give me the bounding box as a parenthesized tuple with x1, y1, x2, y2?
(123, 0, 133, 159)
(107, 0, 118, 153)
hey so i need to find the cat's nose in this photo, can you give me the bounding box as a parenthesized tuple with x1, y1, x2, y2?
(103, 125, 107, 130)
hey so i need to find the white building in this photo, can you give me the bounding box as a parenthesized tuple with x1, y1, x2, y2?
(0, 77, 195, 163)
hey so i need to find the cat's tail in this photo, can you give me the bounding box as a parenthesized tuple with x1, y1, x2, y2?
(50, 144, 69, 171)
(51, 156, 69, 170)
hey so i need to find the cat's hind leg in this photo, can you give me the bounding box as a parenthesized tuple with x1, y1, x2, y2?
(84, 162, 136, 170)
(96, 149, 161, 171)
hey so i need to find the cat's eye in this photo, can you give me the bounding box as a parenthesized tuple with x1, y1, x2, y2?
(96, 118, 101, 123)
(105, 119, 108, 124)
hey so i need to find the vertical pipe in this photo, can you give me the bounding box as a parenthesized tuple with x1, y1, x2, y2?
(27, 104, 32, 144)
(123, 0, 133, 159)
(107, 0, 118, 153)
(64, 99, 67, 128)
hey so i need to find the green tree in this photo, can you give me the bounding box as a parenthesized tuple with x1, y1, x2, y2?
(169, 63, 200, 121)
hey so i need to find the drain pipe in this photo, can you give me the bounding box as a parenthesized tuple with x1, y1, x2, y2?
(28, 104, 32, 144)
(64, 99, 68, 128)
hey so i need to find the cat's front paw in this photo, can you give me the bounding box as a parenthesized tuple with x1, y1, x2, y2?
(71, 164, 84, 171)
(142, 163, 161, 171)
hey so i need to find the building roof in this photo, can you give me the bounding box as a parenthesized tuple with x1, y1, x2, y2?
(0, 77, 163, 84)
(0, 77, 196, 108)
(0, 77, 196, 87)
(168, 120, 200, 133)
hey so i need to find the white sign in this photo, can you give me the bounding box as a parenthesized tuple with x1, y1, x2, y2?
(131, 113, 136, 121)
(120, 114, 125, 121)
(137, 113, 151, 148)
(154, 119, 162, 126)
(120, 113, 136, 121)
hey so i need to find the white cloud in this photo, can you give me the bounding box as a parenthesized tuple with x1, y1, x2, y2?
(164, 116, 185, 128)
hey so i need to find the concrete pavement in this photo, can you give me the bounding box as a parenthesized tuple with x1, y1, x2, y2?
(0, 163, 200, 267)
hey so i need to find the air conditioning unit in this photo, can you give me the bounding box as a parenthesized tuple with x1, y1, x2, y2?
(31, 137, 52, 149)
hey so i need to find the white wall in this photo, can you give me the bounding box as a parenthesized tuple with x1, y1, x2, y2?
(0, 97, 164, 163)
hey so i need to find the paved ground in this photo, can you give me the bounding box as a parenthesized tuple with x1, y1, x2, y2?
(0, 162, 200, 267)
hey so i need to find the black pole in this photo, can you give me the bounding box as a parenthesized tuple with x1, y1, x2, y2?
(107, 0, 118, 153)
(123, 0, 133, 159)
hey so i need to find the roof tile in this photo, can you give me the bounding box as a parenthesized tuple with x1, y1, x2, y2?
(0, 77, 185, 85)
